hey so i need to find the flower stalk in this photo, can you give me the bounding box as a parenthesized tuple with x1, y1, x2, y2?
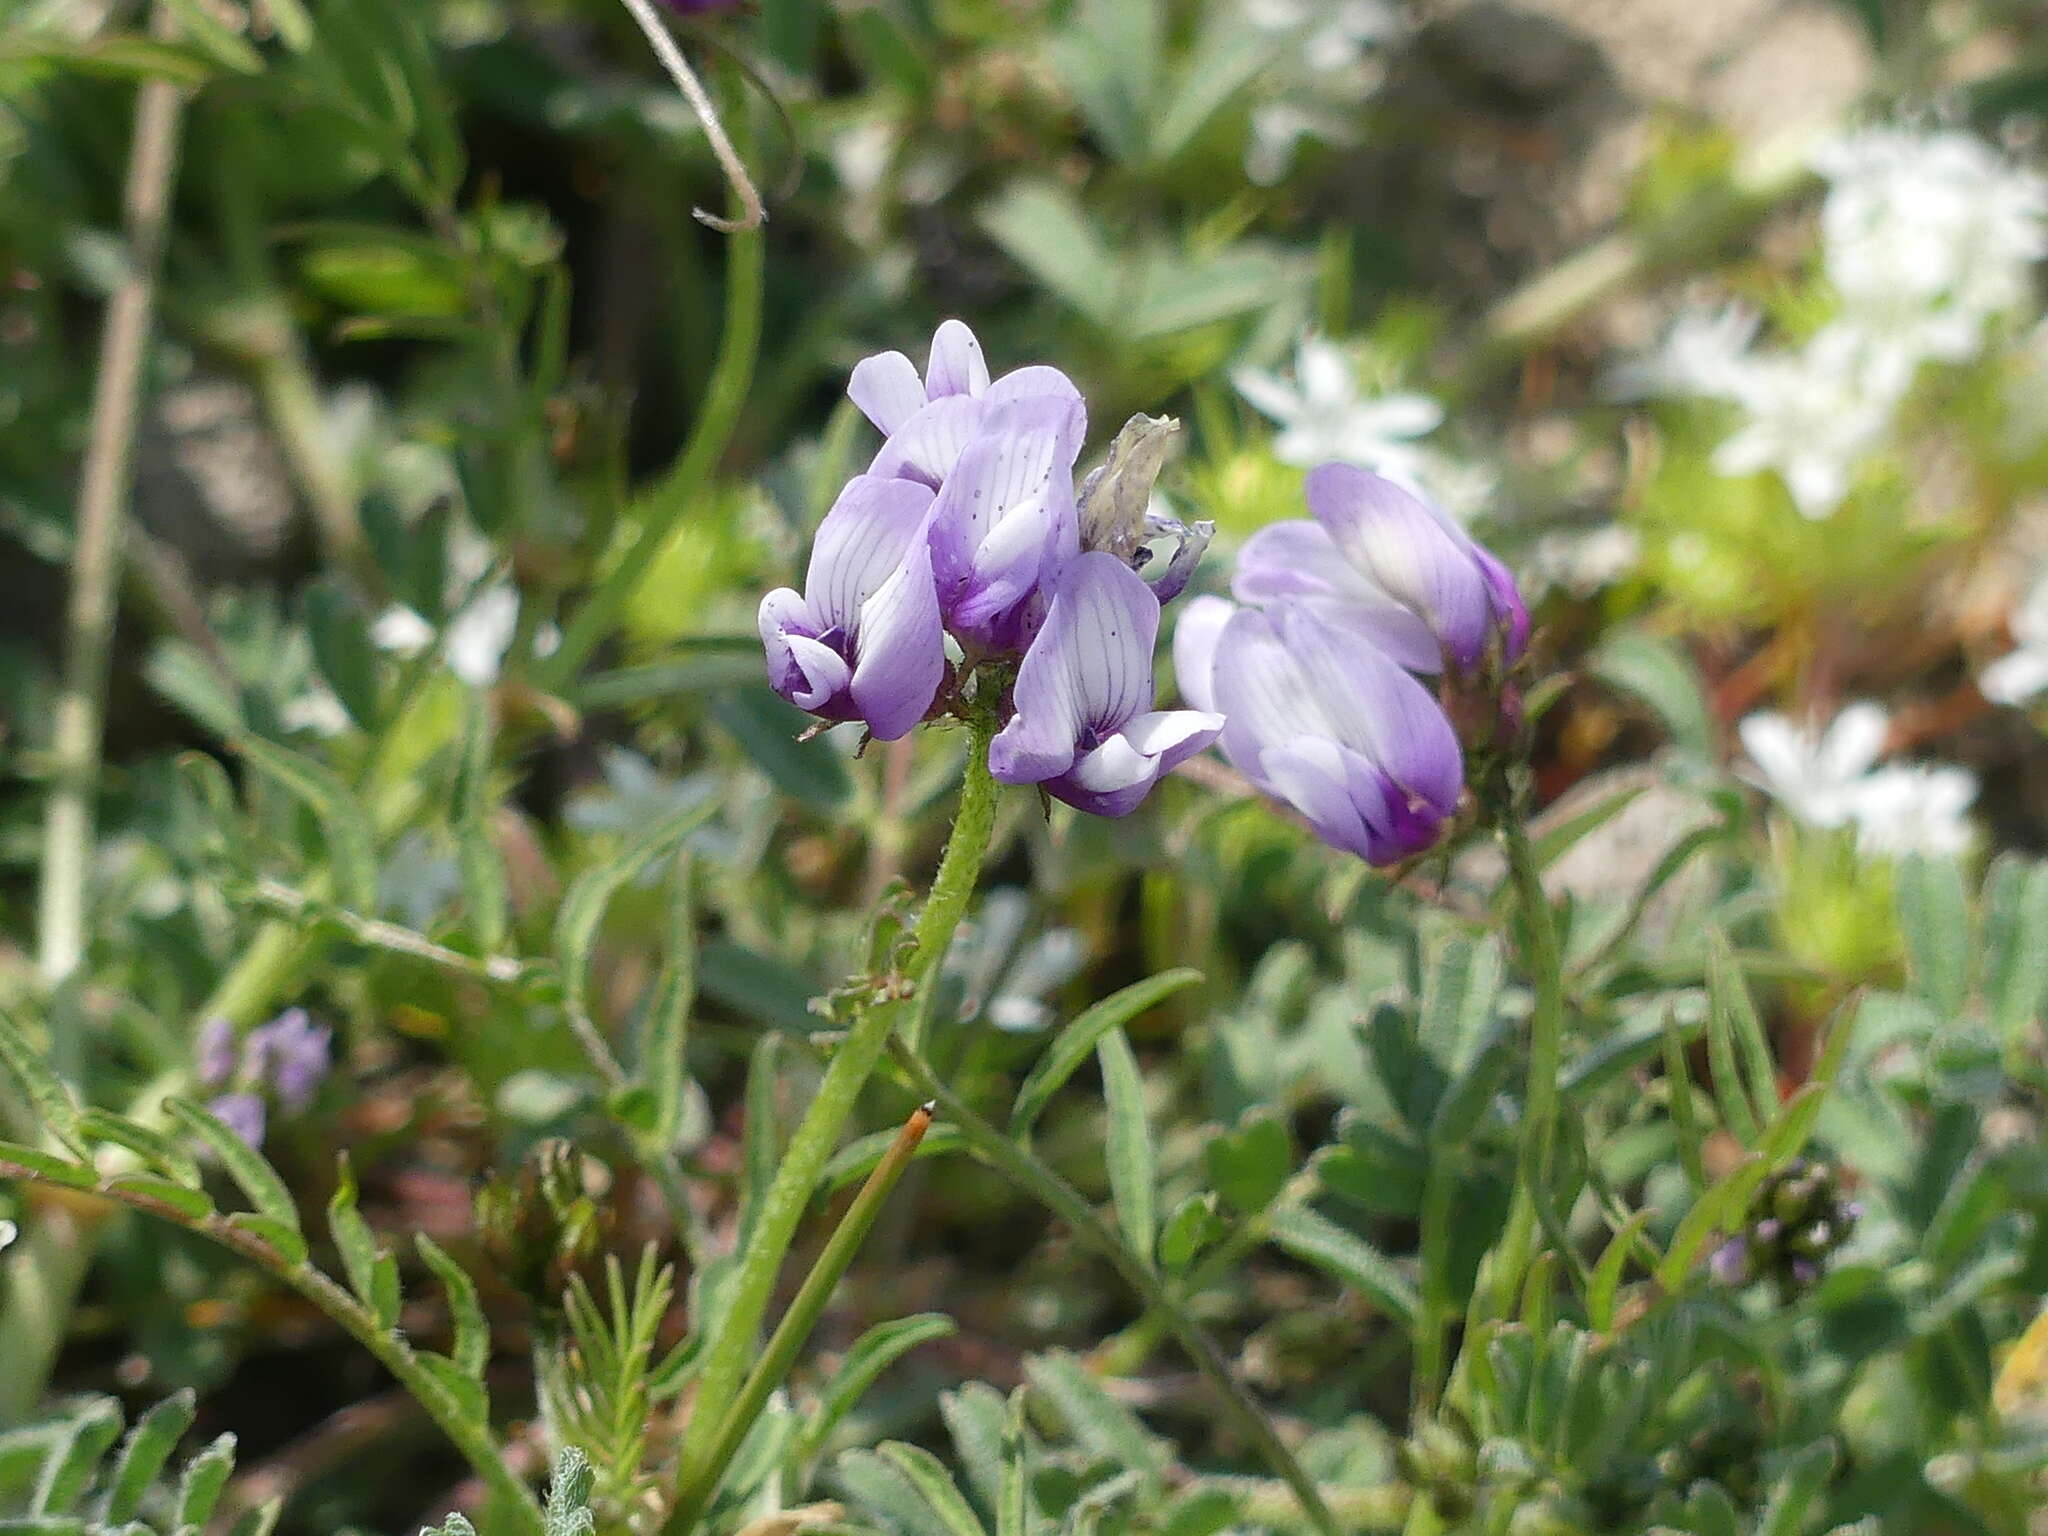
(667, 717, 1001, 1522)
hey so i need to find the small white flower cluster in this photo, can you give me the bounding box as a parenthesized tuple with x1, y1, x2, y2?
(1242, 0, 1401, 185)
(1620, 127, 2047, 518)
(1739, 701, 1977, 859)
(1982, 564, 2048, 706)
(1233, 335, 1493, 518)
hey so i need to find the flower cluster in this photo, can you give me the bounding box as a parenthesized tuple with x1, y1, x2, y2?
(1738, 701, 1977, 859)
(1175, 464, 1526, 862)
(1621, 127, 2047, 518)
(762, 324, 1530, 860)
(761, 322, 1222, 815)
(195, 1009, 332, 1149)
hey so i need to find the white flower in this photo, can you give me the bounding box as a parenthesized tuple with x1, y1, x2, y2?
(1712, 324, 1908, 517)
(1527, 524, 1640, 596)
(1739, 702, 1890, 829)
(1739, 701, 1977, 858)
(372, 605, 436, 655)
(1241, 0, 1400, 182)
(281, 683, 351, 738)
(1816, 127, 2047, 367)
(1981, 566, 2048, 705)
(1607, 301, 1761, 401)
(1234, 335, 1444, 474)
(1850, 764, 1978, 859)
(445, 585, 520, 687)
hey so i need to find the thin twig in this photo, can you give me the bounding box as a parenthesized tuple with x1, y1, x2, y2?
(615, 0, 766, 233)
(38, 6, 187, 986)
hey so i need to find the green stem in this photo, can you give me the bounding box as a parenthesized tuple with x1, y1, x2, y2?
(548, 187, 764, 682)
(665, 1105, 933, 1533)
(38, 8, 185, 987)
(668, 722, 1000, 1521)
(0, 1163, 545, 1536)
(1480, 815, 1584, 1322)
(889, 1047, 1344, 1536)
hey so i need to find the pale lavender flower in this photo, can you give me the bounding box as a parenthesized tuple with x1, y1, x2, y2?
(851, 320, 1084, 489)
(196, 1017, 238, 1088)
(924, 395, 1085, 653)
(248, 1007, 331, 1112)
(989, 554, 1223, 816)
(1175, 595, 1464, 863)
(1240, 465, 1527, 674)
(208, 1093, 268, 1151)
(759, 475, 947, 740)
(1709, 1236, 1751, 1286)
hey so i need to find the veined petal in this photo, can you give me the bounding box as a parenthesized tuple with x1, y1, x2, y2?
(1305, 462, 1493, 667)
(925, 319, 991, 398)
(1260, 736, 1380, 859)
(990, 553, 1160, 785)
(759, 585, 817, 699)
(985, 366, 1086, 423)
(848, 538, 945, 741)
(1234, 519, 1441, 672)
(782, 634, 854, 712)
(870, 395, 986, 486)
(1171, 595, 1236, 714)
(926, 400, 1078, 590)
(848, 350, 927, 436)
(806, 475, 937, 630)
(1210, 606, 1335, 792)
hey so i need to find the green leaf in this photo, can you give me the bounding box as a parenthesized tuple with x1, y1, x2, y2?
(417, 1354, 489, 1427)
(161, 0, 263, 71)
(1757, 1439, 1837, 1536)
(545, 1448, 596, 1536)
(1023, 1352, 1168, 1484)
(737, 1033, 784, 1254)
(1147, 12, 1278, 161)
(0, 1141, 97, 1189)
(997, 1389, 1029, 1536)
(33, 1400, 122, 1516)
(78, 1110, 200, 1187)
(1703, 966, 1759, 1147)
(103, 1391, 196, 1523)
(818, 1123, 964, 1195)
(416, 1235, 490, 1378)
(1660, 1011, 1708, 1191)
(1981, 854, 2048, 1037)
(1267, 1205, 1420, 1333)
(1417, 934, 1503, 1075)
(977, 183, 1124, 330)
(1589, 629, 1714, 758)
(454, 694, 508, 953)
(1204, 1110, 1291, 1215)
(104, 1173, 214, 1221)
(233, 734, 378, 913)
(710, 690, 851, 813)
(329, 1155, 400, 1328)
(1010, 969, 1202, 1136)
(0, 1008, 87, 1158)
(837, 1449, 964, 1536)
(1534, 786, 1647, 870)
(1096, 1028, 1156, 1261)
(167, 1099, 303, 1253)
(304, 577, 380, 730)
(798, 1314, 957, 1465)
(174, 1434, 237, 1529)
(227, 1212, 311, 1267)
(1157, 1192, 1227, 1273)
(1708, 933, 1779, 1131)
(874, 1444, 988, 1536)
(1587, 1211, 1654, 1333)
(935, 1383, 1007, 1513)
(1047, 0, 1160, 164)
(554, 798, 718, 1050)
(1895, 853, 1972, 1018)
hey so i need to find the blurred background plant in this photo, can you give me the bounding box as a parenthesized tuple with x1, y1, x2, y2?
(7, 0, 2048, 1532)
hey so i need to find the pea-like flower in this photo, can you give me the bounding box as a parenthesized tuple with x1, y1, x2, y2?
(989, 554, 1223, 816)
(758, 475, 946, 740)
(1175, 594, 1463, 862)
(852, 320, 1085, 488)
(1235, 465, 1524, 676)
(925, 395, 1086, 654)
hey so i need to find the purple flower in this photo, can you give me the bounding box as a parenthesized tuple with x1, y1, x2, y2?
(248, 1007, 331, 1112)
(989, 554, 1223, 816)
(1259, 464, 1527, 673)
(208, 1093, 267, 1151)
(851, 320, 1084, 489)
(759, 475, 948, 740)
(196, 1017, 237, 1088)
(1709, 1236, 1750, 1286)
(1175, 595, 1463, 863)
(925, 396, 1085, 653)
